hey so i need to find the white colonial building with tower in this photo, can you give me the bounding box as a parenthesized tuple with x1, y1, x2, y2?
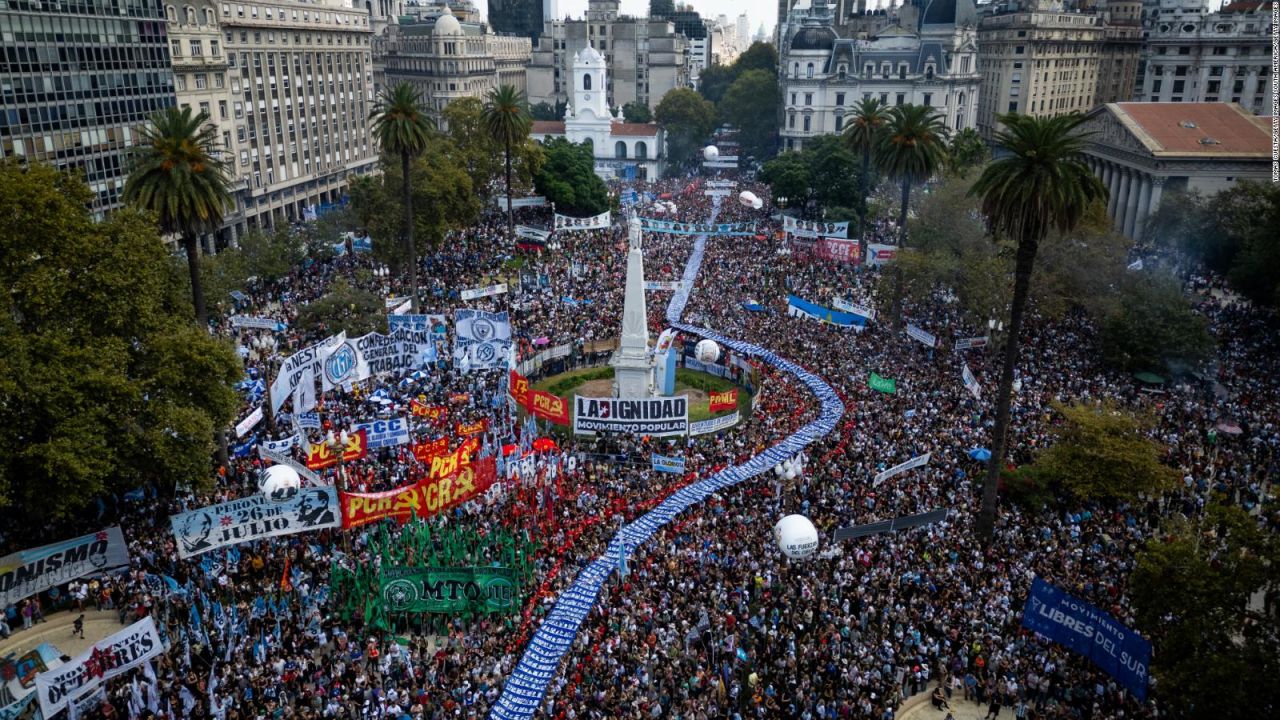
(530, 47, 666, 181)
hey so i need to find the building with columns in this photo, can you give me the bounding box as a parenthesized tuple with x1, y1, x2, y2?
(529, 46, 665, 180)
(1078, 102, 1271, 241)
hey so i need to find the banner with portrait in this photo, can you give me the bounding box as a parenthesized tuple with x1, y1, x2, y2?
(380, 566, 517, 615)
(0, 528, 130, 608)
(454, 309, 513, 371)
(553, 211, 611, 232)
(169, 488, 341, 559)
(782, 216, 849, 239)
(638, 218, 756, 236)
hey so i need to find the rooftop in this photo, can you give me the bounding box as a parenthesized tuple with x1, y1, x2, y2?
(1105, 102, 1271, 158)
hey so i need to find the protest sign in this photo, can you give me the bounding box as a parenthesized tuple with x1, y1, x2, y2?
(573, 397, 688, 437)
(454, 309, 513, 370)
(527, 390, 570, 425)
(169, 488, 341, 558)
(868, 373, 897, 394)
(709, 388, 738, 414)
(873, 452, 931, 486)
(0, 528, 130, 608)
(34, 617, 163, 718)
(353, 417, 411, 450)
(304, 429, 368, 470)
(380, 566, 517, 614)
(651, 454, 686, 474)
(906, 324, 937, 348)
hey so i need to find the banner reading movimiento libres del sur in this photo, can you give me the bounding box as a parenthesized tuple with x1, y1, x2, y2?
(380, 566, 518, 614)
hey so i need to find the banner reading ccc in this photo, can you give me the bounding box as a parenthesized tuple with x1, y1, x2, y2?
(573, 397, 688, 437)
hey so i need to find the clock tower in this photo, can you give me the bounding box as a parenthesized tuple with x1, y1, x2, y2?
(569, 46, 610, 121)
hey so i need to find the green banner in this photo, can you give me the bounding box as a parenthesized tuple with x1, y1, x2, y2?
(868, 372, 897, 394)
(380, 566, 518, 614)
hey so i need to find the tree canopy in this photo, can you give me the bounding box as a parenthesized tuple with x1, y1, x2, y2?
(622, 101, 653, 124)
(719, 69, 778, 161)
(1099, 274, 1216, 373)
(759, 135, 860, 220)
(532, 137, 610, 217)
(0, 161, 241, 525)
(655, 88, 718, 168)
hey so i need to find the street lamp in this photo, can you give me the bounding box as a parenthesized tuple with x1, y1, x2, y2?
(253, 335, 279, 431)
(326, 428, 351, 554)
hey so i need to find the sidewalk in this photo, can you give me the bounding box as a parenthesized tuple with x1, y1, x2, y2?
(898, 684, 993, 720)
(0, 609, 122, 660)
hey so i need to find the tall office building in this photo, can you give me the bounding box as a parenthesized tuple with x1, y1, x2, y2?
(166, 0, 377, 244)
(488, 0, 544, 41)
(1135, 0, 1273, 114)
(975, 0, 1107, 139)
(1095, 0, 1142, 105)
(0, 0, 177, 219)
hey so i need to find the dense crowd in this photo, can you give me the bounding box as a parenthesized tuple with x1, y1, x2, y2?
(1, 172, 1276, 720)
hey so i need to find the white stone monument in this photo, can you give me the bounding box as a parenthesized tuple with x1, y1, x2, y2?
(611, 215, 656, 398)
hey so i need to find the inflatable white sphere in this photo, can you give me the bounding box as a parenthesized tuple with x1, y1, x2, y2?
(774, 465, 785, 476)
(259, 465, 301, 499)
(739, 190, 758, 208)
(774, 515, 819, 559)
(784, 470, 797, 480)
(703, 145, 720, 161)
(694, 339, 721, 364)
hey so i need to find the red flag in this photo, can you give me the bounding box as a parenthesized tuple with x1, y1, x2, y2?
(280, 555, 292, 592)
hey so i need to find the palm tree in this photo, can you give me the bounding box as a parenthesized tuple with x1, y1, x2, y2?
(969, 113, 1106, 541)
(874, 104, 949, 247)
(842, 97, 890, 241)
(947, 127, 989, 176)
(482, 85, 533, 239)
(370, 83, 434, 312)
(124, 106, 231, 326)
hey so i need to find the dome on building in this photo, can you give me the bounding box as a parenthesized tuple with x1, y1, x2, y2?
(790, 23, 837, 51)
(433, 6, 462, 36)
(575, 45, 605, 66)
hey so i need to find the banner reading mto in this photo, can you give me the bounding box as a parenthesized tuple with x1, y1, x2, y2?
(380, 566, 517, 614)
(573, 397, 688, 437)
(0, 528, 130, 608)
(34, 617, 163, 717)
(1021, 577, 1151, 700)
(170, 488, 340, 558)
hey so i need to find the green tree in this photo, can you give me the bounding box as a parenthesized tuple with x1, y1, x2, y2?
(0, 162, 240, 523)
(533, 137, 610, 217)
(874, 104, 948, 246)
(842, 97, 890, 237)
(370, 82, 434, 312)
(805, 134, 860, 218)
(946, 127, 988, 176)
(1099, 274, 1215, 373)
(1131, 504, 1280, 720)
(719, 69, 778, 160)
(1018, 402, 1177, 501)
(293, 279, 387, 337)
(697, 64, 737, 105)
(759, 151, 812, 212)
(529, 101, 562, 121)
(483, 85, 534, 239)
(655, 88, 718, 167)
(970, 113, 1106, 541)
(123, 106, 232, 327)
(442, 97, 503, 204)
(622, 101, 653, 124)
(733, 42, 778, 74)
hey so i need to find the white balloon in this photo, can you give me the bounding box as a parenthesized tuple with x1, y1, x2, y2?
(784, 469, 797, 480)
(738, 190, 759, 208)
(694, 339, 720, 364)
(259, 464, 301, 500)
(774, 514, 819, 559)
(774, 465, 784, 476)
(703, 145, 720, 161)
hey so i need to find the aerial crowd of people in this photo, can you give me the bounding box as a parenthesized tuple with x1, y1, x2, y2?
(1, 170, 1276, 720)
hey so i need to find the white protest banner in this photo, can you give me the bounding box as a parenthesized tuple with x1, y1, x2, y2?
(702, 159, 738, 168)
(689, 411, 740, 436)
(321, 330, 435, 391)
(460, 283, 509, 301)
(169, 488, 340, 559)
(390, 300, 413, 315)
(230, 315, 286, 331)
(384, 296, 411, 309)
(906, 324, 937, 348)
(0, 528, 130, 608)
(352, 416, 411, 450)
(234, 406, 263, 438)
(954, 336, 990, 351)
(261, 434, 300, 454)
(783, 216, 850, 239)
(454, 309, 513, 370)
(962, 363, 982, 400)
(269, 332, 346, 413)
(639, 219, 756, 236)
(292, 366, 317, 413)
(515, 225, 552, 242)
(705, 180, 737, 188)
(553, 211, 611, 232)
(574, 397, 689, 437)
(34, 617, 163, 718)
(493, 195, 547, 209)
(643, 280, 687, 291)
(258, 445, 323, 486)
(866, 243, 898, 266)
(873, 452, 932, 486)
(832, 297, 876, 321)
(703, 188, 733, 197)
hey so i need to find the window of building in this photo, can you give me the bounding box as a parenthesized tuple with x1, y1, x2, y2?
(865, 64, 873, 76)
(199, 101, 210, 116)
(1014, 46, 1024, 55)
(636, 141, 647, 159)
(791, 93, 796, 105)
(788, 113, 795, 129)
(1008, 101, 1018, 112)
(898, 64, 907, 79)
(896, 93, 905, 105)
(835, 92, 845, 106)
(804, 93, 812, 106)
(191, 40, 203, 56)
(1172, 79, 1185, 93)
(615, 141, 626, 159)
(195, 73, 207, 89)
(219, 100, 228, 119)
(879, 92, 888, 104)
(171, 40, 182, 56)
(175, 75, 187, 91)
(923, 92, 932, 106)
(806, 63, 814, 78)
(802, 115, 810, 132)
(583, 73, 592, 90)
(835, 115, 843, 131)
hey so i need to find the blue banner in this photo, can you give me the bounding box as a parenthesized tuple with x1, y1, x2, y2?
(785, 295, 867, 328)
(1021, 577, 1151, 700)
(651, 454, 686, 474)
